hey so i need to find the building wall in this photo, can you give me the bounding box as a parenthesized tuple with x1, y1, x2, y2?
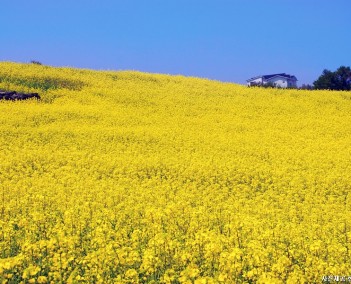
(248, 76, 297, 88)
(266, 77, 297, 88)
(267, 78, 288, 88)
(247, 78, 263, 86)
(287, 79, 297, 88)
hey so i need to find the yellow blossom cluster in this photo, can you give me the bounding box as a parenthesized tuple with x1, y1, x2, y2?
(0, 62, 350, 283)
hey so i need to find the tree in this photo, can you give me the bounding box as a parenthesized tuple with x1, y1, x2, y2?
(30, 60, 42, 65)
(313, 66, 351, 90)
(334, 66, 351, 90)
(300, 84, 314, 90)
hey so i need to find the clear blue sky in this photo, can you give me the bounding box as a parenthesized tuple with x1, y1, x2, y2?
(1, 0, 350, 86)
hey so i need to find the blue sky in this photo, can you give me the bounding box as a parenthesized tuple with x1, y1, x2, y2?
(1, 0, 350, 85)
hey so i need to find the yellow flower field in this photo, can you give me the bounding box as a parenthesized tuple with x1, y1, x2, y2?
(0, 62, 350, 283)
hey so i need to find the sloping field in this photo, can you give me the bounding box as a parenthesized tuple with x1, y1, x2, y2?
(0, 62, 351, 283)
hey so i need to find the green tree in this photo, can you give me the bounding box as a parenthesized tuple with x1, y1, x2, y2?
(313, 66, 351, 90)
(334, 66, 351, 90)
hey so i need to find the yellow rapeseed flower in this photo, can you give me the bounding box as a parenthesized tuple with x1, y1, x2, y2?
(0, 62, 350, 283)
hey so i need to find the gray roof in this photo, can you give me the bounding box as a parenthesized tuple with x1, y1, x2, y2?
(247, 73, 297, 82)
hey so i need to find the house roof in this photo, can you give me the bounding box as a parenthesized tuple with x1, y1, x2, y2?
(247, 73, 297, 82)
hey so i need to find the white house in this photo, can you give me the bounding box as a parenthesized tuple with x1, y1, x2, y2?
(247, 73, 298, 88)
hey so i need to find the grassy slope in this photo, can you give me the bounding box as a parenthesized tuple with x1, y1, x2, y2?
(0, 62, 351, 283)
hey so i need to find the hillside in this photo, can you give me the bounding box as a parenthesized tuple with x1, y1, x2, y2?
(0, 62, 351, 283)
